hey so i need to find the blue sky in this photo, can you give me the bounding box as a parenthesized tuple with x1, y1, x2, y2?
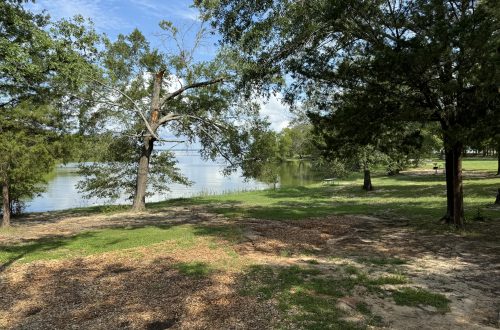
(28, 0, 292, 131)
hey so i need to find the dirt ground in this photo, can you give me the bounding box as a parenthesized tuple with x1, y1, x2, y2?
(0, 206, 499, 329)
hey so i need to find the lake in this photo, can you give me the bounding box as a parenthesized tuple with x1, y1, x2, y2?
(26, 151, 320, 213)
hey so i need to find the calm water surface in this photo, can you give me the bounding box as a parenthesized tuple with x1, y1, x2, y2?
(26, 151, 320, 213)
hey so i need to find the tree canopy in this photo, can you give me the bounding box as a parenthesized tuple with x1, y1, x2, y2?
(76, 23, 274, 210)
(0, 1, 99, 226)
(198, 0, 500, 228)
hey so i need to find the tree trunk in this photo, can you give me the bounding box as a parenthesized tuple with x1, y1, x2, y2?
(452, 143, 465, 229)
(496, 145, 499, 176)
(2, 179, 10, 227)
(131, 70, 164, 211)
(363, 169, 373, 191)
(495, 188, 500, 205)
(132, 137, 154, 211)
(441, 147, 454, 224)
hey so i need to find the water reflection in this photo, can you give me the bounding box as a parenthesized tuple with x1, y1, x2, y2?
(26, 152, 319, 213)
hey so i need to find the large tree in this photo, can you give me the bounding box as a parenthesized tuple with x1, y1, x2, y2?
(78, 23, 272, 210)
(198, 0, 500, 228)
(0, 1, 98, 226)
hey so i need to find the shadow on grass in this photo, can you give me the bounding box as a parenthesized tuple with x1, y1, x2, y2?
(16, 204, 132, 225)
(0, 231, 97, 271)
(262, 186, 336, 200)
(0, 225, 187, 271)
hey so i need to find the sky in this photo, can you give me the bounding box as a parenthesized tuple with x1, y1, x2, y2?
(28, 0, 292, 132)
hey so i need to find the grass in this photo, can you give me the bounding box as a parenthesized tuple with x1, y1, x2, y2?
(240, 263, 412, 329)
(19, 158, 497, 229)
(144, 159, 499, 233)
(0, 224, 228, 266)
(357, 257, 407, 266)
(174, 261, 213, 278)
(240, 265, 356, 329)
(0, 158, 497, 328)
(392, 287, 450, 313)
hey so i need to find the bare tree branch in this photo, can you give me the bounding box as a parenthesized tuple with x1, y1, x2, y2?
(157, 113, 182, 125)
(160, 77, 224, 106)
(89, 79, 160, 140)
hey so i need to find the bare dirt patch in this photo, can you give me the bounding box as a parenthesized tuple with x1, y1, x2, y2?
(0, 245, 276, 329)
(236, 215, 500, 329)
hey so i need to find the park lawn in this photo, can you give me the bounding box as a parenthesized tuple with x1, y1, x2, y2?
(151, 158, 499, 229)
(0, 158, 498, 329)
(3, 159, 496, 266)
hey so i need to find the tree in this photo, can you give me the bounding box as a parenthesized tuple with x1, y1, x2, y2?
(278, 123, 317, 160)
(253, 130, 281, 189)
(198, 0, 500, 228)
(0, 1, 98, 226)
(308, 80, 427, 190)
(78, 23, 273, 210)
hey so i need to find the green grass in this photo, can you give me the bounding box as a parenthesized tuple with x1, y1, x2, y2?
(146, 159, 499, 232)
(174, 262, 213, 278)
(3, 159, 486, 327)
(0, 225, 199, 266)
(392, 287, 450, 313)
(240, 265, 359, 329)
(239, 264, 412, 329)
(20, 159, 498, 231)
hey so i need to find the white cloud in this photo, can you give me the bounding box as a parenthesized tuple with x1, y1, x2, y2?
(30, 0, 129, 31)
(258, 94, 293, 132)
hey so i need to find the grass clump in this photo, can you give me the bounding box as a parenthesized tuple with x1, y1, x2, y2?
(392, 287, 450, 312)
(174, 262, 212, 278)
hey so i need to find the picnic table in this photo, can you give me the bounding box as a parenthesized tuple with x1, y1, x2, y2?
(323, 178, 336, 185)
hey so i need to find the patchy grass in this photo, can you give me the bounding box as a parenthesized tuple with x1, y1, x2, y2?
(392, 288, 450, 313)
(174, 261, 213, 278)
(239, 263, 413, 329)
(1, 158, 497, 329)
(145, 159, 500, 233)
(358, 257, 407, 266)
(240, 265, 357, 329)
(0, 225, 204, 266)
(356, 302, 384, 327)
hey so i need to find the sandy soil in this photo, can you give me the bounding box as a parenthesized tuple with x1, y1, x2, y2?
(0, 207, 499, 329)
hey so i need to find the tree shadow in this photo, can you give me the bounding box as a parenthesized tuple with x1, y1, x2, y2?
(0, 231, 99, 272)
(1, 208, 499, 329)
(0, 255, 278, 330)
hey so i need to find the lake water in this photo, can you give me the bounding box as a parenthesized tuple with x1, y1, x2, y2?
(26, 151, 319, 213)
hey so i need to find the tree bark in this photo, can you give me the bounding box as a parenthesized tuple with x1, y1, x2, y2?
(2, 179, 11, 227)
(441, 147, 454, 224)
(452, 143, 465, 229)
(132, 137, 154, 211)
(131, 70, 164, 211)
(496, 145, 499, 176)
(363, 169, 373, 191)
